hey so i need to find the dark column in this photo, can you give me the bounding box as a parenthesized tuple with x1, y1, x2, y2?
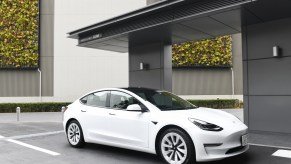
(129, 42, 172, 91)
(242, 14, 291, 134)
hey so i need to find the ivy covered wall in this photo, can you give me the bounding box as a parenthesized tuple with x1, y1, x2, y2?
(0, 0, 39, 68)
(172, 35, 232, 67)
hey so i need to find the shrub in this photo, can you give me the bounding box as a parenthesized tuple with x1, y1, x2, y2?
(0, 102, 71, 113)
(187, 99, 241, 109)
(0, 99, 242, 113)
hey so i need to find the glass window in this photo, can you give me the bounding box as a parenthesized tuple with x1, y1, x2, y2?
(84, 91, 109, 107)
(124, 88, 197, 111)
(110, 91, 140, 109)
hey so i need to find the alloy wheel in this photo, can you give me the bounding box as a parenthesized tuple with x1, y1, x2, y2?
(161, 132, 188, 164)
(67, 123, 81, 145)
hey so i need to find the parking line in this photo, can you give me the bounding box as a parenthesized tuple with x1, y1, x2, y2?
(0, 135, 60, 156)
(272, 149, 291, 159)
(6, 139, 60, 156)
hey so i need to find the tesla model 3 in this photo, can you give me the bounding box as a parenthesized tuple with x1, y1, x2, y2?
(63, 88, 248, 164)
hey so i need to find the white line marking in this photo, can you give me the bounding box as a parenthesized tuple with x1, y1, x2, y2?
(272, 149, 291, 159)
(249, 143, 291, 150)
(8, 131, 64, 140)
(6, 139, 60, 156)
(0, 134, 60, 156)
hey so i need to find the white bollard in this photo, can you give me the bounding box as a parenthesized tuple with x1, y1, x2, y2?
(61, 106, 66, 121)
(16, 107, 21, 122)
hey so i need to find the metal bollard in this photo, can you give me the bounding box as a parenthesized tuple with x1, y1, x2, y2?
(16, 107, 21, 122)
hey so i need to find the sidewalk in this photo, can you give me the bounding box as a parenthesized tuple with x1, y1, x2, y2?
(0, 112, 62, 123)
(0, 109, 243, 123)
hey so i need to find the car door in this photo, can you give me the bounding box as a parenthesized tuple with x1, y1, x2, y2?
(79, 91, 111, 142)
(106, 90, 150, 148)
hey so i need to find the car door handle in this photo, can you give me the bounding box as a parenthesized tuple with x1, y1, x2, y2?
(109, 113, 116, 116)
(81, 110, 86, 112)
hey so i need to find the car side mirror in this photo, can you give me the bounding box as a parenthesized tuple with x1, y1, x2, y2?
(126, 104, 143, 112)
(80, 99, 87, 104)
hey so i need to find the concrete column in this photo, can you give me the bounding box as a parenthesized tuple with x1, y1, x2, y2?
(129, 42, 172, 91)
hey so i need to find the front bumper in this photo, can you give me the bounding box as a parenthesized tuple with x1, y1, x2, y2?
(187, 124, 248, 162)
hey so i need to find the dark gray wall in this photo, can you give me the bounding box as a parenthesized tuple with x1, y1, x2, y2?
(129, 42, 172, 91)
(172, 68, 232, 95)
(172, 34, 243, 95)
(0, 0, 54, 97)
(243, 17, 291, 134)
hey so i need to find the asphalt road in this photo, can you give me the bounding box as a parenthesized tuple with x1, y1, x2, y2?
(0, 122, 291, 164)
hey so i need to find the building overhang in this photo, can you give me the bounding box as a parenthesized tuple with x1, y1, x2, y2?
(68, 0, 291, 53)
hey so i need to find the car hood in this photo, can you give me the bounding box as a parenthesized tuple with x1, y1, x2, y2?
(158, 107, 244, 127)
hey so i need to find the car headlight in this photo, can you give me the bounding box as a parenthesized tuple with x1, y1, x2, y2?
(189, 118, 223, 132)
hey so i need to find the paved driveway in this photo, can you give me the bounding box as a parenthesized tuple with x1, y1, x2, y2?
(0, 111, 291, 164)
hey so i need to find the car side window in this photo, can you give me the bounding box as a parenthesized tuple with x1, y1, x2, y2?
(110, 91, 139, 109)
(81, 91, 109, 107)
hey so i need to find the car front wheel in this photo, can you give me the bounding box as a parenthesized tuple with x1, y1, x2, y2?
(67, 120, 85, 148)
(159, 128, 196, 164)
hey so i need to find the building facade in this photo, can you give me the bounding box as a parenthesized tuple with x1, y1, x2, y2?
(0, 0, 146, 102)
(67, 0, 291, 135)
(0, 0, 243, 102)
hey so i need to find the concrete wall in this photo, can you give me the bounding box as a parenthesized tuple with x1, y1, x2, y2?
(53, 0, 146, 101)
(0, 0, 54, 97)
(172, 34, 243, 96)
(243, 17, 291, 134)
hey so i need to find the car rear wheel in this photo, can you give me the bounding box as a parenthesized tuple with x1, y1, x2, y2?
(67, 120, 85, 148)
(159, 128, 196, 164)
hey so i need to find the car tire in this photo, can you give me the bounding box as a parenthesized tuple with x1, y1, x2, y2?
(66, 120, 85, 148)
(158, 128, 196, 164)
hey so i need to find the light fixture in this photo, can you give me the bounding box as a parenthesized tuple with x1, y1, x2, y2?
(140, 62, 149, 70)
(140, 62, 144, 70)
(273, 46, 280, 57)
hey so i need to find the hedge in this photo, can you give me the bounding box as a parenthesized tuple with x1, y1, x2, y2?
(0, 102, 71, 113)
(0, 100, 242, 113)
(187, 99, 242, 109)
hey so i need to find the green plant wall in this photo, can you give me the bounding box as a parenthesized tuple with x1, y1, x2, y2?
(172, 35, 232, 67)
(0, 0, 39, 68)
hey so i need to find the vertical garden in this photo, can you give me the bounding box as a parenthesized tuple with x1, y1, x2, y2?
(172, 35, 232, 67)
(0, 0, 39, 69)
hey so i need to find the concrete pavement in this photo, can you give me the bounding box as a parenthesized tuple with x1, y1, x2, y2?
(0, 109, 291, 164)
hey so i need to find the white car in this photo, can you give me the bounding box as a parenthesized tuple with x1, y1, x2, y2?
(63, 88, 248, 164)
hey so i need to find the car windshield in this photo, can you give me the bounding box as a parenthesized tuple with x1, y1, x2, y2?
(127, 89, 197, 111)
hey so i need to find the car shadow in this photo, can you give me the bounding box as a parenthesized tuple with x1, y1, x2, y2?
(83, 143, 163, 163)
(77, 143, 253, 164)
(204, 153, 252, 164)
